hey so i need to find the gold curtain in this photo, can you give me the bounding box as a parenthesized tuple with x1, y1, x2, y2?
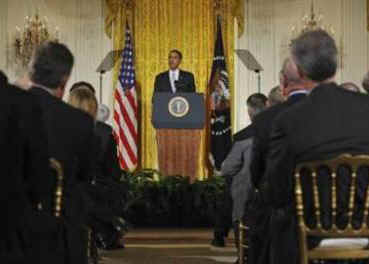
(105, 0, 243, 177)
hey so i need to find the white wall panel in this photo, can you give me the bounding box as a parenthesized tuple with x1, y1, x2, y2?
(0, 0, 113, 113)
(235, 0, 369, 131)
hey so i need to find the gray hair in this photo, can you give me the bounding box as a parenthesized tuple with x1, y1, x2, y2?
(29, 41, 74, 89)
(97, 104, 110, 122)
(291, 30, 337, 82)
(268, 86, 284, 106)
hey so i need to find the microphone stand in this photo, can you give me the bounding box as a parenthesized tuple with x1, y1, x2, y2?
(96, 49, 123, 104)
(99, 70, 105, 103)
(255, 70, 261, 93)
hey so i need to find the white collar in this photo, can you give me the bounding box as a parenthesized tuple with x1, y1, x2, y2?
(288, 90, 309, 97)
(32, 82, 55, 95)
(169, 69, 179, 74)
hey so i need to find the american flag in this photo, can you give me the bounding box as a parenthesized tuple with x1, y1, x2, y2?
(113, 24, 138, 171)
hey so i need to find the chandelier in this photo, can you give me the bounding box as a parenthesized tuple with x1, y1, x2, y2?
(14, 13, 59, 66)
(290, 0, 335, 44)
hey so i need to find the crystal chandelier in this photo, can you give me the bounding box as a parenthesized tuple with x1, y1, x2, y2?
(14, 13, 59, 66)
(290, 0, 335, 44)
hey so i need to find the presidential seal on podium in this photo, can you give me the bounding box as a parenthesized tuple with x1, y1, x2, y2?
(168, 96, 190, 118)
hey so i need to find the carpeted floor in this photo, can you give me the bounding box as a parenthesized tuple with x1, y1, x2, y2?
(101, 228, 237, 264)
(102, 247, 237, 264)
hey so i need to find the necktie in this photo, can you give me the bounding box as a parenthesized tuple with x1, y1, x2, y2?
(171, 71, 176, 93)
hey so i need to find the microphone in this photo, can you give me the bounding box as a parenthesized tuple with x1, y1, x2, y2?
(174, 80, 185, 89)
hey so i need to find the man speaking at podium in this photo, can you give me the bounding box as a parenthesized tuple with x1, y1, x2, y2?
(154, 49, 196, 93)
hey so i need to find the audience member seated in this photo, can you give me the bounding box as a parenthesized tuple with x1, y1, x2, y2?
(28, 41, 96, 264)
(260, 29, 369, 264)
(71, 81, 121, 181)
(0, 71, 50, 264)
(267, 85, 285, 107)
(222, 93, 267, 263)
(68, 86, 127, 253)
(247, 56, 314, 264)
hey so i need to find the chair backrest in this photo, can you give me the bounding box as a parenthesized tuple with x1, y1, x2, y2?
(295, 154, 369, 238)
(50, 158, 64, 218)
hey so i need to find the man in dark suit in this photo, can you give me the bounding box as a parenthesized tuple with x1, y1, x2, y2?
(154, 50, 196, 93)
(218, 94, 267, 259)
(233, 93, 268, 142)
(247, 57, 314, 264)
(250, 58, 314, 188)
(262, 30, 369, 264)
(211, 93, 267, 251)
(28, 42, 95, 264)
(0, 71, 51, 264)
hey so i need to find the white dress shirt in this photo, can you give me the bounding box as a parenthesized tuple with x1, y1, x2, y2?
(169, 69, 179, 93)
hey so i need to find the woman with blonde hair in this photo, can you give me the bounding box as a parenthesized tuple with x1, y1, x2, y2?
(68, 86, 98, 120)
(68, 82, 127, 258)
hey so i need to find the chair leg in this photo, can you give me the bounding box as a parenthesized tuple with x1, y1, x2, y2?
(239, 223, 244, 264)
(88, 228, 99, 264)
(299, 230, 308, 264)
(239, 221, 248, 264)
(91, 231, 99, 264)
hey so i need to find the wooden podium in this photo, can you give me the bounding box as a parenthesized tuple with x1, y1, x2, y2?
(152, 93, 205, 182)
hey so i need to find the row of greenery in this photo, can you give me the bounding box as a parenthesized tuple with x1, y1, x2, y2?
(119, 170, 225, 227)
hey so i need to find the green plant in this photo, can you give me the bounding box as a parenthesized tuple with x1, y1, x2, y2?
(119, 170, 225, 227)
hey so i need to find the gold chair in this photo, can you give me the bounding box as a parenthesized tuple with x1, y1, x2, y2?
(294, 154, 369, 264)
(49, 158, 64, 217)
(50, 159, 95, 262)
(239, 220, 249, 264)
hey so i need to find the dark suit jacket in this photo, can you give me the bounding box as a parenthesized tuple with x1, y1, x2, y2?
(250, 92, 307, 188)
(264, 83, 369, 264)
(233, 123, 255, 142)
(95, 122, 121, 181)
(0, 77, 50, 263)
(154, 70, 196, 93)
(247, 92, 307, 264)
(224, 124, 255, 186)
(29, 86, 95, 264)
